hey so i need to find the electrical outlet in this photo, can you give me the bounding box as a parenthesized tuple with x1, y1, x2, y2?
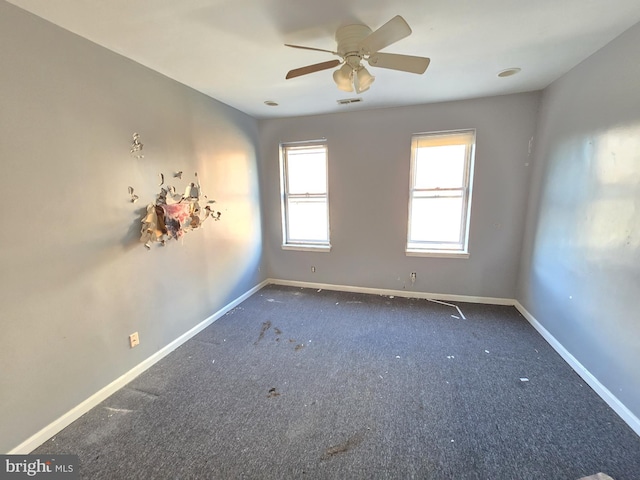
(410, 272, 417, 283)
(129, 332, 140, 348)
(311, 266, 316, 273)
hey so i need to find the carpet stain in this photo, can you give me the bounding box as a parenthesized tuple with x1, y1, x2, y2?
(267, 387, 280, 398)
(322, 431, 365, 459)
(295, 344, 305, 351)
(289, 339, 296, 343)
(274, 327, 283, 335)
(254, 321, 272, 345)
(125, 387, 161, 399)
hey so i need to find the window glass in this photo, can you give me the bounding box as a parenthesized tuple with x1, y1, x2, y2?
(409, 196, 463, 244)
(414, 145, 466, 189)
(286, 149, 327, 194)
(287, 198, 329, 242)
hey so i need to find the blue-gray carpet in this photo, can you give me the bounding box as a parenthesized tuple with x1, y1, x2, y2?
(33, 285, 640, 479)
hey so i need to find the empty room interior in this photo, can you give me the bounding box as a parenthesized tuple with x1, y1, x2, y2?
(1, 1, 640, 478)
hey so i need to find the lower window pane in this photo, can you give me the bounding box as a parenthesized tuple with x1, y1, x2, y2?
(410, 196, 462, 243)
(287, 198, 328, 242)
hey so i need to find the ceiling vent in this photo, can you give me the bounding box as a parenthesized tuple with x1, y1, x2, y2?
(337, 97, 363, 105)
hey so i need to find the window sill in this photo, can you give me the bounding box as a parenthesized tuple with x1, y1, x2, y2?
(405, 249, 469, 259)
(282, 244, 331, 253)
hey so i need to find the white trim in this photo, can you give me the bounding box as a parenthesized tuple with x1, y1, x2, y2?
(281, 244, 331, 252)
(428, 298, 466, 319)
(8, 280, 270, 454)
(514, 301, 640, 437)
(10, 278, 638, 454)
(267, 278, 513, 305)
(406, 250, 469, 259)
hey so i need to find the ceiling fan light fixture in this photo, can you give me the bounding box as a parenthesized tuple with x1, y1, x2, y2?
(333, 64, 354, 92)
(354, 66, 375, 93)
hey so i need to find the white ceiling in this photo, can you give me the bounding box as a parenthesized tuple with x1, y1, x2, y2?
(8, 0, 640, 119)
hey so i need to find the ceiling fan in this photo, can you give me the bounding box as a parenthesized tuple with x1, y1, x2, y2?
(285, 15, 430, 94)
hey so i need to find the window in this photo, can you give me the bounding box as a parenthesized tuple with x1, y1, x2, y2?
(407, 129, 475, 257)
(280, 141, 330, 251)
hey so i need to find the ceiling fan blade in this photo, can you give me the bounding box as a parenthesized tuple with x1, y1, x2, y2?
(368, 52, 430, 74)
(285, 44, 339, 56)
(286, 59, 341, 79)
(358, 15, 412, 55)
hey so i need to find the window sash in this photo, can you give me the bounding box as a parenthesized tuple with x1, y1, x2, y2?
(285, 196, 329, 243)
(284, 146, 327, 195)
(408, 194, 466, 247)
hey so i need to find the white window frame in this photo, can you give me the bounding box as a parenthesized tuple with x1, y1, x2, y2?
(406, 129, 476, 258)
(279, 140, 331, 252)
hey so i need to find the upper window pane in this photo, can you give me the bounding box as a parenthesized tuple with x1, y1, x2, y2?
(286, 148, 327, 194)
(414, 145, 466, 189)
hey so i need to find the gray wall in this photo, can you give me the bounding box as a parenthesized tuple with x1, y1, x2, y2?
(4, 0, 637, 454)
(517, 23, 640, 418)
(0, 2, 264, 453)
(259, 93, 540, 298)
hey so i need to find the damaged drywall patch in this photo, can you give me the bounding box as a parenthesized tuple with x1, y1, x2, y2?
(130, 132, 144, 159)
(127, 133, 222, 249)
(132, 171, 222, 249)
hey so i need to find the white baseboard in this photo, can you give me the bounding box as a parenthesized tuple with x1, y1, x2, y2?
(269, 279, 640, 437)
(267, 278, 514, 306)
(10, 278, 638, 454)
(514, 301, 640, 437)
(9, 279, 270, 454)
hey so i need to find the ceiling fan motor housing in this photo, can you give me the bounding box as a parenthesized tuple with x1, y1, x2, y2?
(336, 24, 372, 65)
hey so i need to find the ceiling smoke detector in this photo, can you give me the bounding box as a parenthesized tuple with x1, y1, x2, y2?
(498, 68, 521, 78)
